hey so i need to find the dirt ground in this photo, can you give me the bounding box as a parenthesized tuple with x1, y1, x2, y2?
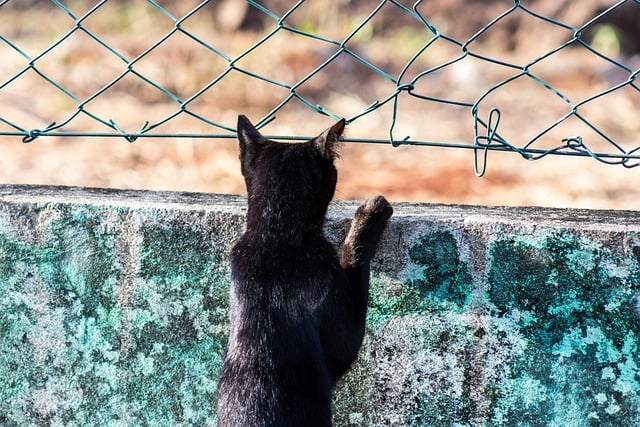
(2, 130, 640, 210)
(1, 2, 639, 210)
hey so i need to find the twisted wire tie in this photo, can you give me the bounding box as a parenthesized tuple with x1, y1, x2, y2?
(22, 122, 56, 144)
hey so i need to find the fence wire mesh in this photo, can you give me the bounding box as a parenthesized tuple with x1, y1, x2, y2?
(1, 0, 639, 175)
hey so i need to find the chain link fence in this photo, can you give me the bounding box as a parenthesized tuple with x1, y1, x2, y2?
(1, 0, 639, 175)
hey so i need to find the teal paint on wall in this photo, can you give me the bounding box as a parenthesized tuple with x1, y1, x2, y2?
(2, 191, 640, 426)
(487, 233, 640, 425)
(0, 205, 231, 426)
(366, 230, 473, 327)
(334, 230, 481, 426)
(335, 230, 640, 426)
(406, 230, 474, 312)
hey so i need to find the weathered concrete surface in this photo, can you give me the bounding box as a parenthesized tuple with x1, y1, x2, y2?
(1, 185, 640, 426)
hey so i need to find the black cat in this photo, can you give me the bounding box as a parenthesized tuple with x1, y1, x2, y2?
(216, 115, 393, 426)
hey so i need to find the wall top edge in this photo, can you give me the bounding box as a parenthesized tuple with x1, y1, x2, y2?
(1, 184, 638, 230)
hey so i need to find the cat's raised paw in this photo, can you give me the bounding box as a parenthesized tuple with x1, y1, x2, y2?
(355, 195, 393, 228)
(343, 196, 393, 265)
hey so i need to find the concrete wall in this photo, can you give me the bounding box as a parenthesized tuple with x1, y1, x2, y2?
(1, 185, 640, 426)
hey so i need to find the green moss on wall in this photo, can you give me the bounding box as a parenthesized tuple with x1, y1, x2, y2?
(334, 313, 481, 426)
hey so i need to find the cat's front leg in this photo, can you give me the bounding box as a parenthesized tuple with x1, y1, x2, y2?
(340, 196, 392, 353)
(323, 196, 392, 384)
(341, 195, 393, 270)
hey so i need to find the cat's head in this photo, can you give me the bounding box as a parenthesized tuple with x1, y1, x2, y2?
(237, 115, 345, 216)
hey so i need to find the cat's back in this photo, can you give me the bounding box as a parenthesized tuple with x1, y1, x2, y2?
(231, 229, 338, 277)
(219, 235, 335, 427)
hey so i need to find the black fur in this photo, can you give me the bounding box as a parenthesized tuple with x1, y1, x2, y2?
(216, 115, 393, 426)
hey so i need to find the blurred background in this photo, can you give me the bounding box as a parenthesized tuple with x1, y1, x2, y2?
(1, 0, 639, 209)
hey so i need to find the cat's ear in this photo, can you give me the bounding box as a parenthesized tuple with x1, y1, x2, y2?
(237, 115, 266, 148)
(313, 119, 345, 160)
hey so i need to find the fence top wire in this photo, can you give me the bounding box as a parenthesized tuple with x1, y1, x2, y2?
(0, 0, 639, 175)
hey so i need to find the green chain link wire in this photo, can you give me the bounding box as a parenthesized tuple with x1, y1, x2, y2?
(1, 0, 639, 176)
